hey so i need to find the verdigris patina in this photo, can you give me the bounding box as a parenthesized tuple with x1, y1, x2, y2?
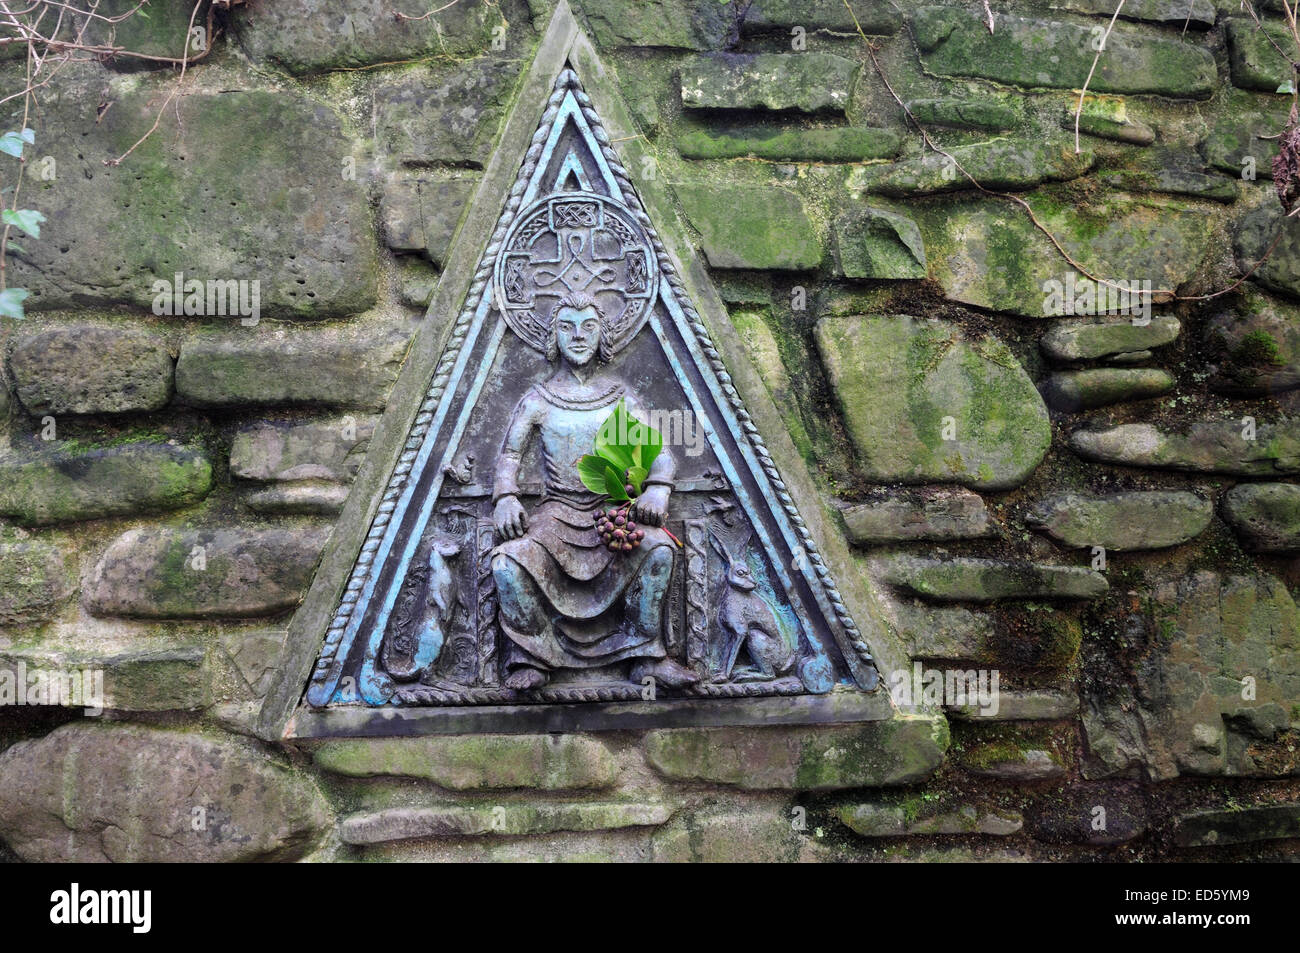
(302, 65, 879, 720)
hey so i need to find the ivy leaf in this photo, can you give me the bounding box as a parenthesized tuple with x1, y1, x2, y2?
(577, 454, 612, 495)
(0, 132, 25, 158)
(603, 463, 629, 501)
(3, 208, 44, 238)
(0, 287, 27, 319)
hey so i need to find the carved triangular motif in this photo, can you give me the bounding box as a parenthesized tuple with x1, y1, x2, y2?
(280, 20, 885, 735)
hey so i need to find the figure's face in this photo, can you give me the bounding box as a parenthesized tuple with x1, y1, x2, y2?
(555, 306, 601, 366)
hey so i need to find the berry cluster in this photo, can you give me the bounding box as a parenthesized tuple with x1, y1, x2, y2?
(593, 494, 645, 553)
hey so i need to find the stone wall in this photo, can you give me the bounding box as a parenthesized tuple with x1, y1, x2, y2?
(0, 0, 1297, 862)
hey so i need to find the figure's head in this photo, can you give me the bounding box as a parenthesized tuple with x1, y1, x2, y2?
(549, 292, 605, 366)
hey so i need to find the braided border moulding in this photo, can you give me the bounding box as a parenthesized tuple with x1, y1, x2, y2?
(308, 69, 877, 704)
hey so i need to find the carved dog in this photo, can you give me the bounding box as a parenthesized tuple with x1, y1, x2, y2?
(382, 535, 461, 681)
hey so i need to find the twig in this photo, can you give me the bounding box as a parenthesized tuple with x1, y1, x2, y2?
(392, 0, 459, 22)
(1074, 0, 1124, 155)
(103, 0, 206, 166)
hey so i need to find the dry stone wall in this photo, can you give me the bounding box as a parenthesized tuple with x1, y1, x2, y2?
(0, 0, 1296, 862)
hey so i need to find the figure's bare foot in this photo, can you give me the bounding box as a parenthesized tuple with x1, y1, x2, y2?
(504, 667, 548, 690)
(630, 658, 699, 688)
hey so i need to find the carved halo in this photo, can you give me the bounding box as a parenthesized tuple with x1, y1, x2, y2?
(491, 191, 659, 356)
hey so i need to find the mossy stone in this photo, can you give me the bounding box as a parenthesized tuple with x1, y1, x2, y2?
(918, 195, 1216, 318)
(0, 441, 211, 525)
(681, 52, 858, 115)
(643, 715, 950, 790)
(0, 723, 329, 862)
(1226, 18, 1293, 91)
(1206, 288, 1300, 395)
(878, 555, 1108, 602)
(1027, 491, 1212, 550)
(912, 6, 1216, 97)
(1070, 420, 1300, 476)
(577, 0, 731, 50)
(814, 314, 1050, 489)
(1223, 483, 1300, 551)
(1041, 315, 1180, 361)
(1176, 805, 1300, 846)
(0, 542, 72, 626)
(1204, 95, 1288, 179)
(676, 124, 901, 162)
(1051, 0, 1214, 26)
(11, 324, 174, 415)
(832, 208, 926, 279)
(6, 86, 378, 318)
(373, 57, 524, 169)
(850, 138, 1094, 197)
(313, 735, 619, 790)
(740, 0, 902, 36)
(1043, 368, 1175, 411)
(175, 321, 412, 410)
(676, 183, 822, 270)
(340, 801, 673, 843)
(88, 0, 212, 66)
(904, 98, 1017, 132)
(85, 526, 330, 619)
(236, 0, 499, 73)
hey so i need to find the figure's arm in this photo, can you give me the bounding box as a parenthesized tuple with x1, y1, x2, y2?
(493, 394, 538, 539)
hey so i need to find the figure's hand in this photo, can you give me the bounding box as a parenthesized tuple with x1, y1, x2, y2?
(494, 495, 528, 540)
(632, 484, 670, 527)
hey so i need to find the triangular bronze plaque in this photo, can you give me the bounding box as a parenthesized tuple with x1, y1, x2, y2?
(273, 6, 889, 736)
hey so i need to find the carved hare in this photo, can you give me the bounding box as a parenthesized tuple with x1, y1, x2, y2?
(708, 524, 795, 682)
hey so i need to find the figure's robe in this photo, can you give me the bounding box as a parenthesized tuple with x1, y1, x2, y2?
(492, 381, 675, 670)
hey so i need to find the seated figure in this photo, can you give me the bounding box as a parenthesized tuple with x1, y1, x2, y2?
(491, 292, 699, 691)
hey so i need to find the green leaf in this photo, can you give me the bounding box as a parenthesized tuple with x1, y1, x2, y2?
(1279, 80, 1296, 95)
(594, 398, 636, 471)
(577, 454, 612, 495)
(639, 417, 663, 472)
(0, 287, 27, 319)
(626, 465, 648, 496)
(0, 132, 25, 158)
(2, 208, 43, 238)
(6, 241, 24, 255)
(19, 128, 33, 145)
(603, 464, 629, 501)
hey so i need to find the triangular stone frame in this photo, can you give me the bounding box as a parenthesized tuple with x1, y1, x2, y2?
(259, 0, 905, 740)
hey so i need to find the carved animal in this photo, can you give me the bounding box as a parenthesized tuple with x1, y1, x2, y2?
(382, 535, 461, 681)
(707, 523, 795, 682)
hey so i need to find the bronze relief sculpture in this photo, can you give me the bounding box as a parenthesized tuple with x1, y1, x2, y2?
(304, 65, 879, 718)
